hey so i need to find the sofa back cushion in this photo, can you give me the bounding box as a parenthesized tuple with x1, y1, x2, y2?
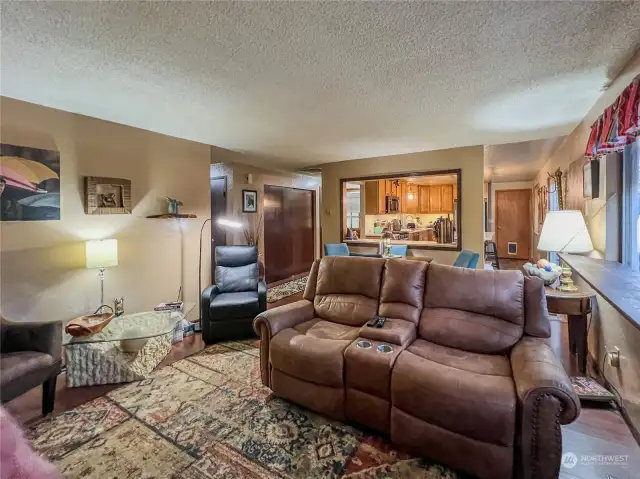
(523, 276, 551, 338)
(215, 246, 258, 293)
(314, 256, 385, 326)
(379, 259, 428, 324)
(420, 263, 525, 353)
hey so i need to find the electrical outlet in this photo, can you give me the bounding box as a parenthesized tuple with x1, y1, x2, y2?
(609, 347, 621, 368)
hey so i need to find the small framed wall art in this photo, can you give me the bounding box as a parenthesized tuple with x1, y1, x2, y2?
(242, 189, 258, 213)
(85, 176, 132, 215)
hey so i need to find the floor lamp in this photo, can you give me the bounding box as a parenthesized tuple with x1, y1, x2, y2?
(198, 217, 243, 325)
(198, 218, 211, 327)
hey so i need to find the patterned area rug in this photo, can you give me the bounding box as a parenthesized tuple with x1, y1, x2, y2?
(28, 340, 461, 478)
(267, 276, 308, 303)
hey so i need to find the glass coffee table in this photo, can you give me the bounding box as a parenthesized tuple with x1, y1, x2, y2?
(64, 310, 183, 387)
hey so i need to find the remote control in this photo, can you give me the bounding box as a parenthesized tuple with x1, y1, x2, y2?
(375, 316, 386, 328)
(366, 316, 378, 327)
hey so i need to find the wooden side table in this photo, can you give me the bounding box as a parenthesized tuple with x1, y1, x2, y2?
(544, 286, 594, 374)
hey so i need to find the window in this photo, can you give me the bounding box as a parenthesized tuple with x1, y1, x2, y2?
(547, 178, 560, 265)
(622, 141, 640, 272)
(340, 170, 462, 249)
(346, 190, 360, 229)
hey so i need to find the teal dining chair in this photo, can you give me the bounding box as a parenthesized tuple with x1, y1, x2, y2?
(452, 250, 480, 268)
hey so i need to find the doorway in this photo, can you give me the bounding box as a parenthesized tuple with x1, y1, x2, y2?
(263, 185, 315, 283)
(495, 189, 532, 260)
(210, 176, 227, 281)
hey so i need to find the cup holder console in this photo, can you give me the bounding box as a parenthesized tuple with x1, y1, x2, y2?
(356, 340, 372, 349)
(377, 344, 393, 354)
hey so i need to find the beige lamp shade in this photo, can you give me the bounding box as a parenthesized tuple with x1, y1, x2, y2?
(85, 239, 118, 268)
(537, 210, 593, 253)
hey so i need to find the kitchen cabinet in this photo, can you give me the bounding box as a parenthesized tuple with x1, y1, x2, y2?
(404, 181, 419, 214)
(365, 181, 381, 215)
(418, 184, 455, 214)
(441, 185, 454, 213)
(429, 186, 442, 213)
(365, 180, 398, 215)
(419, 186, 430, 213)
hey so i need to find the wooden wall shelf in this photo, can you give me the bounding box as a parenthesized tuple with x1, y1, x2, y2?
(146, 213, 197, 219)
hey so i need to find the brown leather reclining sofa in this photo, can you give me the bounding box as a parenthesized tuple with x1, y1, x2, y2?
(254, 256, 580, 479)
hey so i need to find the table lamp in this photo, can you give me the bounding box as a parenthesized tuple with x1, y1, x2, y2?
(86, 239, 118, 306)
(537, 210, 593, 291)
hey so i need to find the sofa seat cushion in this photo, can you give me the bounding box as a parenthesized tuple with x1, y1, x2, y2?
(392, 339, 516, 446)
(270, 328, 351, 387)
(210, 291, 259, 319)
(308, 320, 360, 340)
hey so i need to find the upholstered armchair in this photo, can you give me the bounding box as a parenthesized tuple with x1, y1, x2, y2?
(201, 245, 266, 343)
(0, 319, 62, 415)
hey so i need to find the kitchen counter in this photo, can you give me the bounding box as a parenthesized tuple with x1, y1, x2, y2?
(346, 238, 457, 249)
(366, 227, 433, 237)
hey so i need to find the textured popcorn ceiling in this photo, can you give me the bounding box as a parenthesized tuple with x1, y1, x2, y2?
(1, 1, 639, 167)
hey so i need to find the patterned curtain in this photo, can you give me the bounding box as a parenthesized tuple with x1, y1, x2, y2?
(585, 76, 639, 158)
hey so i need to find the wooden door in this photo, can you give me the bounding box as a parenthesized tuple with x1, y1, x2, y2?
(495, 189, 531, 260)
(429, 186, 442, 213)
(441, 185, 454, 213)
(264, 185, 315, 283)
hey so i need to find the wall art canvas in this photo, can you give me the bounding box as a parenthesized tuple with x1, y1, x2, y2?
(85, 176, 132, 215)
(0, 143, 61, 221)
(242, 189, 258, 213)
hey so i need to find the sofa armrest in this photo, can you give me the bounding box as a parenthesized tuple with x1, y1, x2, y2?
(253, 299, 315, 387)
(200, 285, 219, 339)
(258, 280, 267, 313)
(511, 337, 579, 423)
(511, 337, 580, 479)
(0, 320, 63, 360)
(358, 318, 417, 346)
(253, 299, 314, 339)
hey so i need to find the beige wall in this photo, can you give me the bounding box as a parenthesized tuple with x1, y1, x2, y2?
(0, 97, 210, 323)
(210, 148, 321, 263)
(534, 51, 640, 417)
(321, 146, 484, 264)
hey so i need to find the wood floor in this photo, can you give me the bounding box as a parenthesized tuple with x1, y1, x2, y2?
(5, 291, 639, 479)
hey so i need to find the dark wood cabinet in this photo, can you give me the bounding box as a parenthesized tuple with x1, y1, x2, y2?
(264, 185, 315, 283)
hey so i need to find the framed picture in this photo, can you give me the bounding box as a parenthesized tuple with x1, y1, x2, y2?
(583, 159, 599, 199)
(1, 143, 61, 221)
(85, 176, 132, 214)
(242, 189, 258, 213)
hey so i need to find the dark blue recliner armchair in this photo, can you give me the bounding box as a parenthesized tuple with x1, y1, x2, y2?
(201, 246, 266, 343)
